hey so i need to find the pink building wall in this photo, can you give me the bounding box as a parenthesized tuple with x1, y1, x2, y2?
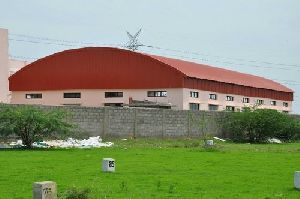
(10, 88, 185, 109)
(182, 88, 291, 112)
(0, 28, 31, 103)
(0, 28, 9, 103)
(10, 88, 292, 112)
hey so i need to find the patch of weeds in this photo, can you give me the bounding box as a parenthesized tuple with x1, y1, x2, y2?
(184, 141, 201, 148)
(156, 180, 161, 191)
(172, 143, 182, 148)
(60, 187, 90, 199)
(188, 144, 221, 153)
(202, 144, 220, 152)
(168, 184, 176, 194)
(119, 181, 128, 192)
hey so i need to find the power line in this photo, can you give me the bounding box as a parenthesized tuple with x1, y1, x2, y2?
(138, 48, 300, 86)
(8, 32, 300, 85)
(8, 38, 124, 49)
(9, 32, 300, 69)
(9, 38, 76, 47)
(10, 50, 300, 88)
(9, 43, 300, 85)
(9, 55, 38, 60)
(9, 33, 123, 48)
(271, 78, 300, 85)
(138, 48, 300, 73)
(142, 45, 300, 69)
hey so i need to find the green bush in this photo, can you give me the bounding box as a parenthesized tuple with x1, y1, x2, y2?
(222, 107, 300, 143)
(0, 104, 74, 148)
(60, 187, 90, 199)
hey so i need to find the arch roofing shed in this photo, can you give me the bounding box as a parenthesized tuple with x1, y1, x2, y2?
(9, 47, 293, 101)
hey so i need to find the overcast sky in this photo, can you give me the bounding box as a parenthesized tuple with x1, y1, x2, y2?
(1, 0, 299, 112)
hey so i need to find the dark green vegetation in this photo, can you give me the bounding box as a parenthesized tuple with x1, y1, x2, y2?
(1, 139, 300, 198)
(223, 108, 300, 143)
(0, 104, 74, 148)
(60, 187, 90, 199)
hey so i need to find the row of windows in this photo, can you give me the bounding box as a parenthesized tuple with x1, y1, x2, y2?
(147, 91, 167, 97)
(189, 103, 219, 111)
(190, 91, 289, 107)
(24, 91, 290, 108)
(26, 93, 82, 99)
(25, 91, 169, 99)
(189, 103, 289, 112)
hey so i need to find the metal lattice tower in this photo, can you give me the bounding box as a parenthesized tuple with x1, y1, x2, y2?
(125, 28, 143, 51)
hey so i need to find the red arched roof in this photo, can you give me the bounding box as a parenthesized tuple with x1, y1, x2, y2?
(9, 47, 185, 91)
(9, 47, 292, 96)
(149, 55, 293, 93)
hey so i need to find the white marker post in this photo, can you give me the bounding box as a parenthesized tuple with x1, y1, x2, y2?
(102, 158, 115, 172)
(33, 181, 57, 199)
(295, 171, 300, 189)
(206, 140, 214, 146)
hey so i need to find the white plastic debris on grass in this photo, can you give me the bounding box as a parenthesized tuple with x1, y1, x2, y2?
(213, 137, 226, 142)
(9, 140, 24, 147)
(267, 138, 282, 144)
(16, 136, 114, 148)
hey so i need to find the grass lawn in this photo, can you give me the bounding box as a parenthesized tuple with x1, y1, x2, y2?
(0, 139, 300, 198)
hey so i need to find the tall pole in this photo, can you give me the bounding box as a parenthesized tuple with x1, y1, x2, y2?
(0, 28, 9, 103)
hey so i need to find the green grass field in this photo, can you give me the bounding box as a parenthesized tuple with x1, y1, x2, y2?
(0, 139, 300, 198)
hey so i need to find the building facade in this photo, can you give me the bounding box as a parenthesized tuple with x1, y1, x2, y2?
(0, 28, 30, 103)
(8, 47, 293, 112)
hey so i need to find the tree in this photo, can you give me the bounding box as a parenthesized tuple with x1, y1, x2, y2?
(222, 107, 300, 143)
(0, 104, 74, 148)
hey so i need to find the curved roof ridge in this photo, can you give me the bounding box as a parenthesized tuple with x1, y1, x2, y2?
(10, 47, 293, 93)
(10, 47, 186, 80)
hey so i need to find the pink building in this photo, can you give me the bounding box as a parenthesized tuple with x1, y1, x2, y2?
(0, 28, 30, 103)
(8, 47, 293, 112)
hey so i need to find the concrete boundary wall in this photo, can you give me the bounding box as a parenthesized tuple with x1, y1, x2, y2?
(0, 105, 226, 138)
(61, 106, 226, 138)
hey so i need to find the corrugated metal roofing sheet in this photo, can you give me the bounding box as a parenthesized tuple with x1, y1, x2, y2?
(149, 54, 293, 93)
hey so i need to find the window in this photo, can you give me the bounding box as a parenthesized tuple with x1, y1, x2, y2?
(147, 91, 167, 97)
(104, 103, 123, 107)
(62, 104, 81, 106)
(189, 103, 200, 110)
(105, 92, 123, 98)
(283, 102, 289, 107)
(226, 106, 235, 112)
(226, 96, 234, 101)
(270, 101, 277, 106)
(242, 97, 250, 103)
(209, 94, 217, 100)
(208, 104, 218, 111)
(25, 93, 42, 99)
(257, 99, 264, 105)
(190, 91, 199, 98)
(64, 92, 81, 98)
(282, 110, 289, 113)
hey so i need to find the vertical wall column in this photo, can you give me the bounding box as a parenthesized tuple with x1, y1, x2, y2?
(0, 28, 9, 103)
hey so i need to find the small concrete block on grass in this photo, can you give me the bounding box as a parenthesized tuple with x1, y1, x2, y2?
(295, 171, 300, 189)
(33, 181, 57, 199)
(102, 158, 115, 172)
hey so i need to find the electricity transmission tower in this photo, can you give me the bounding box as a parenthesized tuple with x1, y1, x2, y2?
(125, 28, 143, 51)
